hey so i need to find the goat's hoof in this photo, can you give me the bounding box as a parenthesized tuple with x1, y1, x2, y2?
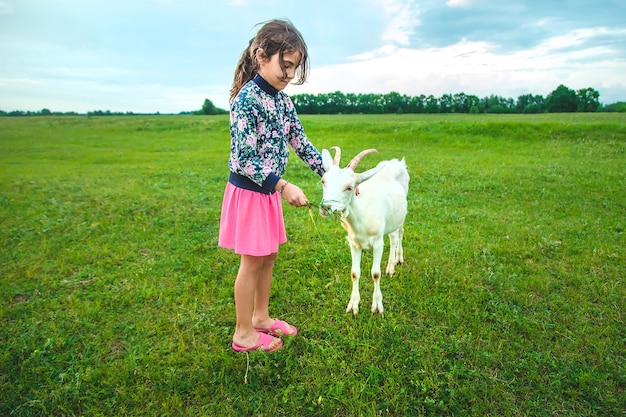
(371, 301, 384, 316)
(371, 310, 385, 317)
(346, 308, 359, 315)
(346, 301, 360, 315)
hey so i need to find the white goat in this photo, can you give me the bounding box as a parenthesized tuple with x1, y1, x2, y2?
(320, 147, 409, 316)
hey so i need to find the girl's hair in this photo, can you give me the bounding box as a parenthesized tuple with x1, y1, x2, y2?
(230, 19, 309, 103)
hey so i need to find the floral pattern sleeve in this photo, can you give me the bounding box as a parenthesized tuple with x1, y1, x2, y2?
(283, 94, 325, 177)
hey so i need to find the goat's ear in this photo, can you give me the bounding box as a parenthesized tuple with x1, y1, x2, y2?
(322, 149, 333, 172)
(355, 161, 386, 185)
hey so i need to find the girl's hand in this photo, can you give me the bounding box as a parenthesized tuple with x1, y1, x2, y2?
(281, 183, 309, 207)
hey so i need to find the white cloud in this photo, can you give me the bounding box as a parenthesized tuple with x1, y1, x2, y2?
(287, 27, 626, 103)
(536, 27, 622, 52)
(446, 0, 475, 7)
(378, 0, 421, 46)
(349, 45, 399, 61)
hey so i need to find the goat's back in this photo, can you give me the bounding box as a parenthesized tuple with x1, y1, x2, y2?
(352, 158, 409, 236)
(376, 158, 409, 195)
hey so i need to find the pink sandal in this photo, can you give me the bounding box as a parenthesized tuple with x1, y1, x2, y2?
(232, 332, 282, 353)
(255, 319, 298, 337)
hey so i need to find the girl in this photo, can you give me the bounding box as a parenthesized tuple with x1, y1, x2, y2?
(219, 19, 325, 352)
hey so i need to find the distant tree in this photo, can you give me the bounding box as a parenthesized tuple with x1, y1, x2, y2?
(425, 95, 439, 113)
(576, 87, 600, 112)
(452, 92, 478, 113)
(482, 95, 516, 113)
(407, 94, 426, 113)
(517, 94, 545, 113)
(345, 93, 358, 113)
(522, 103, 539, 114)
(439, 94, 453, 113)
(382, 91, 404, 113)
(546, 85, 578, 112)
(201, 99, 217, 115)
(292, 93, 316, 113)
(327, 91, 347, 113)
(603, 101, 626, 112)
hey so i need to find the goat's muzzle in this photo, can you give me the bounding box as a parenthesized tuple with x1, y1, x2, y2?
(319, 204, 331, 218)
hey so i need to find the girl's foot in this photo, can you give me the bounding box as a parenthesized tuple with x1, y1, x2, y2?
(232, 331, 282, 352)
(255, 318, 298, 337)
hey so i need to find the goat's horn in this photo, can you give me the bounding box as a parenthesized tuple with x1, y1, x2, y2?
(347, 149, 378, 171)
(330, 146, 341, 166)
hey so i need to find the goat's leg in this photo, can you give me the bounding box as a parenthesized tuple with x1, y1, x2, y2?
(386, 229, 399, 275)
(371, 239, 384, 316)
(397, 226, 404, 265)
(346, 244, 362, 315)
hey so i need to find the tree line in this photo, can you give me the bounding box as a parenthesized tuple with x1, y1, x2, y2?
(2, 84, 625, 117)
(0, 109, 168, 117)
(291, 85, 626, 114)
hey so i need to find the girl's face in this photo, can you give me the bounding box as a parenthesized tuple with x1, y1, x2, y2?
(258, 50, 302, 92)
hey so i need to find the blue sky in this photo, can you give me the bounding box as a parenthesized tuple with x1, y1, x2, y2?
(1, 0, 625, 113)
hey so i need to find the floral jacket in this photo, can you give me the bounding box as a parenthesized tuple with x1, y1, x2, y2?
(228, 75, 325, 194)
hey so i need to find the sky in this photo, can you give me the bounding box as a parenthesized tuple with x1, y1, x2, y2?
(1, 0, 625, 114)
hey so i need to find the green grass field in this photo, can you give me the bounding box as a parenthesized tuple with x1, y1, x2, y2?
(1, 113, 624, 416)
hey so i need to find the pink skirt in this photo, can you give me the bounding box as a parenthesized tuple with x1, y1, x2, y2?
(218, 183, 287, 256)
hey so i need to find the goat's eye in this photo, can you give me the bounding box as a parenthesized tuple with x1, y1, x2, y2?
(345, 186, 353, 192)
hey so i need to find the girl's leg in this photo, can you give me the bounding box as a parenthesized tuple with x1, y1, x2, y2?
(232, 253, 280, 349)
(252, 252, 277, 329)
(251, 253, 297, 336)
